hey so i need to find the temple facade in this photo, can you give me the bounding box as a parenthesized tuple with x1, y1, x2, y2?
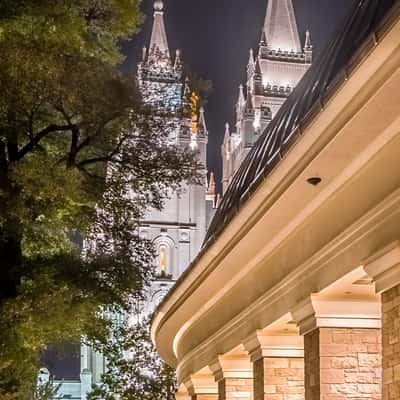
(222, 0, 312, 194)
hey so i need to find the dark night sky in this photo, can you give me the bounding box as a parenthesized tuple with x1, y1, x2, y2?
(123, 0, 357, 188)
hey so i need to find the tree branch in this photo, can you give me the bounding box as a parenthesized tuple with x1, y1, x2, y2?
(16, 124, 74, 161)
(76, 133, 128, 168)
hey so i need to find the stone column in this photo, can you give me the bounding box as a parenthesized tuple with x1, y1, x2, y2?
(184, 370, 218, 400)
(80, 369, 93, 400)
(365, 241, 400, 400)
(209, 353, 253, 400)
(293, 297, 382, 400)
(244, 332, 304, 400)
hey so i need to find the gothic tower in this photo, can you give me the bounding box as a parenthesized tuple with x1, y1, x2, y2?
(222, 0, 312, 194)
(137, 0, 210, 314)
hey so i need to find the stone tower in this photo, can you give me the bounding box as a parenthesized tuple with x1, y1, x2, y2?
(137, 0, 210, 313)
(222, 0, 312, 194)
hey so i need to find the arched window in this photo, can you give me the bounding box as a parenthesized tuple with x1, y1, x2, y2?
(154, 236, 175, 280)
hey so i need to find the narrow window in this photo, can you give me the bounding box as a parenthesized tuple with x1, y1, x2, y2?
(159, 245, 167, 274)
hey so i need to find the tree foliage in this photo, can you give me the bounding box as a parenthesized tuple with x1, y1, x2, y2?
(0, 1, 200, 398)
(87, 317, 177, 400)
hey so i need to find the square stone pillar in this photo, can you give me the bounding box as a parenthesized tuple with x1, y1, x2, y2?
(209, 353, 253, 400)
(244, 332, 304, 400)
(365, 241, 400, 400)
(293, 296, 382, 400)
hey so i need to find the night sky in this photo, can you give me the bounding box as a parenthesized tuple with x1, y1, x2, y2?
(123, 0, 357, 189)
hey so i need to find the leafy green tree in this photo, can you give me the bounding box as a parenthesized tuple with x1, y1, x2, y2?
(87, 317, 177, 400)
(0, 1, 200, 398)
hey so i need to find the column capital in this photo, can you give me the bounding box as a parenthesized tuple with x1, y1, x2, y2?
(176, 384, 191, 400)
(291, 295, 381, 335)
(209, 353, 252, 381)
(364, 241, 400, 293)
(184, 371, 218, 396)
(243, 331, 303, 362)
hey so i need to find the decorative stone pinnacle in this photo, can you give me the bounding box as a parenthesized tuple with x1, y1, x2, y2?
(154, 0, 164, 11)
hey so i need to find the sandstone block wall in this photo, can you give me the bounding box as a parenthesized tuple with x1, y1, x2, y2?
(218, 378, 252, 400)
(382, 284, 400, 400)
(254, 356, 304, 400)
(305, 327, 381, 400)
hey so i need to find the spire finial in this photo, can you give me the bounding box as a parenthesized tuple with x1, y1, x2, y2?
(238, 84, 245, 106)
(154, 0, 164, 11)
(248, 48, 255, 66)
(304, 30, 312, 50)
(174, 49, 182, 68)
(208, 172, 216, 194)
(198, 106, 207, 134)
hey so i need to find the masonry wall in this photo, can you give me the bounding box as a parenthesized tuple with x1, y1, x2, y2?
(219, 378, 252, 400)
(254, 356, 304, 400)
(305, 327, 381, 400)
(382, 284, 400, 400)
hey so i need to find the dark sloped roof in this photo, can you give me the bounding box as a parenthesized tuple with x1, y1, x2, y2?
(205, 0, 399, 245)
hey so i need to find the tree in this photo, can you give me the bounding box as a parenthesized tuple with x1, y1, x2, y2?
(87, 317, 177, 400)
(0, 1, 200, 397)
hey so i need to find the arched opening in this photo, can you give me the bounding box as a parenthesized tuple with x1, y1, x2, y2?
(156, 240, 174, 279)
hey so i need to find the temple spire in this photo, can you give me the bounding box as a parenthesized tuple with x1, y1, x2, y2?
(207, 172, 216, 197)
(149, 1, 170, 59)
(198, 106, 208, 134)
(237, 84, 245, 106)
(304, 30, 312, 51)
(263, 0, 302, 52)
(248, 48, 255, 68)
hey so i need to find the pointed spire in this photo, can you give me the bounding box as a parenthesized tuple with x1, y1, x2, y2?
(263, 0, 302, 52)
(247, 48, 255, 68)
(304, 30, 312, 51)
(237, 84, 245, 106)
(198, 106, 207, 134)
(223, 123, 231, 158)
(174, 49, 182, 69)
(224, 122, 230, 142)
(207, 172, 216, 196)
(260, 29, 267, 45)
(149, 1, 170, 59)
(304, 29, 313, 63)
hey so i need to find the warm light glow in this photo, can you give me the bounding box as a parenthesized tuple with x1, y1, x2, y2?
(191, 92, 199, 133)
(159, 245, 167, 272)
(190, 140, 198, 150)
